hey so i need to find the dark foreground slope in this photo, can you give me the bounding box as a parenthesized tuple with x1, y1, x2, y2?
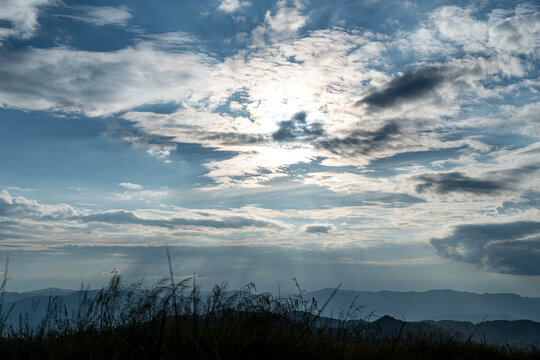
(0, 277, 538, 359)
(1, 313, 539, 360)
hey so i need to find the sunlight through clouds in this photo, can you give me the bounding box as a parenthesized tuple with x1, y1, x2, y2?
(0, 0, 539, 294)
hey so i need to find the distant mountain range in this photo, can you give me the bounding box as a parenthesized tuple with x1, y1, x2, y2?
(305, 289, 540, 323)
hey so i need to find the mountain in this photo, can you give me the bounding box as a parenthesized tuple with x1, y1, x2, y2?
(357, 316, 540, 347)
(304, 289, 540, 323)
(1, 288, 76, 303)
(0, 290, 100, 328)
(3, 288, 540, 324)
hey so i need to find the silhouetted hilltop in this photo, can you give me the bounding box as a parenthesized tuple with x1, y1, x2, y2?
(364, 316, 540, 347)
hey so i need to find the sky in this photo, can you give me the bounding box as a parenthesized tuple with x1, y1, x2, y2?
(0, 0, 539, 295)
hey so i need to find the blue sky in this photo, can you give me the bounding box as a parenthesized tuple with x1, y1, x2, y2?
(0, 0, 539, 295)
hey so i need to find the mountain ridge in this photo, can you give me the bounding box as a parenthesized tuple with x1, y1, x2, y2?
(2, 287, 540, 323)
(305, 288, 540, 323)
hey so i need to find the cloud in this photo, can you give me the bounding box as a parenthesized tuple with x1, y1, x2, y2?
(430, 5, 540, 57)
(317, 122, 400, 158)
(121, 109, 262, 148)
(62, 6, 133, 27)
(0, 190, 283, 237)
(118, 182, 142, 190)
(413, 172, 507, 195)
(103, 123, 177, 159)
(272, 112, 324, 142)
(0, 4, 496, 184)
(202, 146, 314, 189)
(0, 44, 216, 117)
(0, 190, 74, 220)
(406, 5, 540, 77)
(251, 0, 307, 46)
(217, 0, 250, 14)
(356, 64, 482, 111)
(500, 102, 540, 136)
(201, 132, 266, 145)
(412, 165, 540, 196)
(0, 0, 52, 41)
(302, 172, 398, 194)
(431, 221, 540, 275)
(0, 2, 537, 194)
(78, 210, 281, 230)
(304, 224, 334, 234)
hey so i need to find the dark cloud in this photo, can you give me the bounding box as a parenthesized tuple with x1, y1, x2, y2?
(317, 122, 400, 157)
(272, 112, 325, 142)
(356, 64, 481, 110)
(413, 172, 507, 195)
(304, 224, 334, 234)
(497, 191, 540, 215)
(201, 132, 266, 145)
(431, 221, 540, 275)
(413, 165, 540, 195)
(487, 164, 540, 178)
(78, 211, 280, 229)
(103, 122, 177, 153)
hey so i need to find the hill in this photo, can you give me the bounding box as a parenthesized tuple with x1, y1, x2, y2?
(306, 288, 540, 323)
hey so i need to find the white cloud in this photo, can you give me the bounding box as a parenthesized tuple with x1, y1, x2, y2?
(118, 182, 142, 190)
(202, 146, 314, 188)
(0, 189, 75, 219)
(0, 43, 218, 117)
(217, 0, 250, 14)
(251, 0, 308, 46)
(301, 172, 399, 194)
(501, 102, 540, 135)
(405, 5, 540, 76)
(65, 5, 133, 27)
(0, 3, 537, 191)
(0, 189, 289, 248)
(0, 0, 52, 41)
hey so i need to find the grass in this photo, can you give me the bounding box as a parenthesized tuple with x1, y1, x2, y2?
(0, 253, 538, 359)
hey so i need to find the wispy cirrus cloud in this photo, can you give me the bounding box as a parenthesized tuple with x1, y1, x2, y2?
(58, 5, 133, 27)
